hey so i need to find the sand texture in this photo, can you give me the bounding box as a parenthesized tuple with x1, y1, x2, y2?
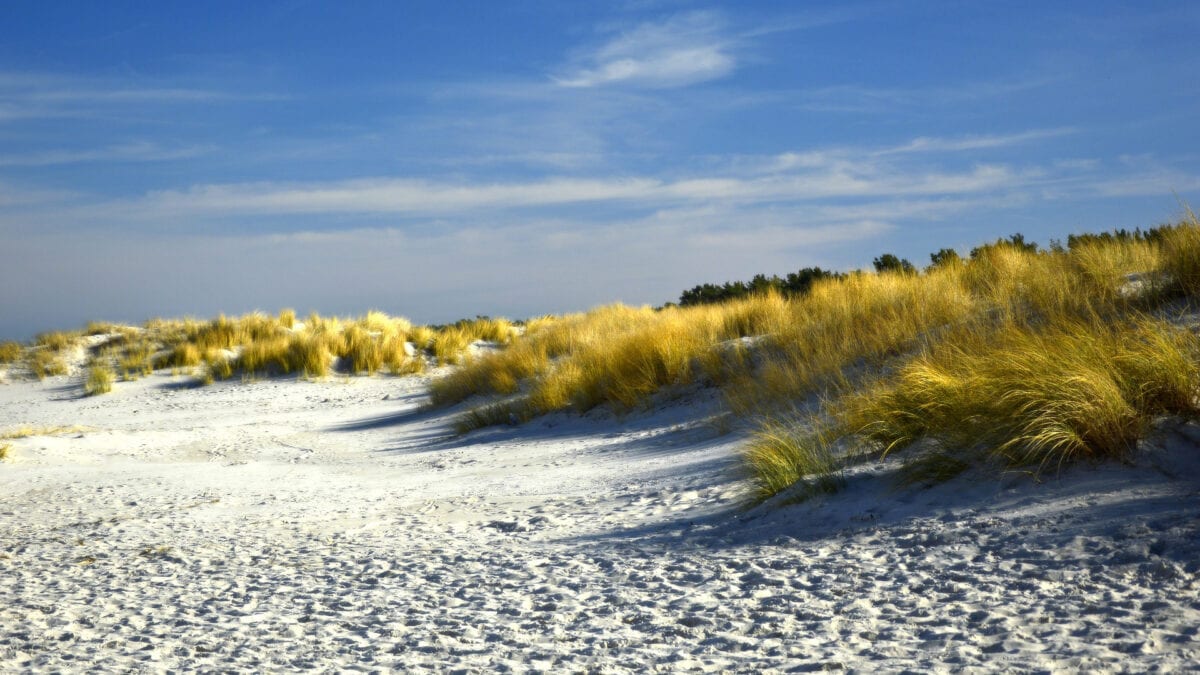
(2, 371, 1199, 672)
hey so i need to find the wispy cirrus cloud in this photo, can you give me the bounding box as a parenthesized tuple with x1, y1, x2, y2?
(0, 141, 213, 167)
(554, 12, 735, 89)
(0, 70, 285, 124)
(109, 163, 1025, 220)
(7, 129, 1188, 234)
(794, 77, 1059, 114)
(877, 128, 1078, 155)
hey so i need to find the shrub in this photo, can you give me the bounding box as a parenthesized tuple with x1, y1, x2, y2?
(872, 253, 916, 275)
(927, 248, 961, 270)
(679, 267, 843, 306)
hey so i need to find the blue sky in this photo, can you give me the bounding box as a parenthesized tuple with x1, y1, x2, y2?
(2, 1, 1198, 339)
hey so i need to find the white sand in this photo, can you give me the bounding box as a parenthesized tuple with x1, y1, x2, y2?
(1, 369, 1198, 672)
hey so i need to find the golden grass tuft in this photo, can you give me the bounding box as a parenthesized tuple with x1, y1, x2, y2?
(341, 325, 384, 375)
(432, 327, 473, 366)
(119, 341, 155, 381)
(84, 358, 115, 396)
(157, 343, 203, 369)
(29, 350, 68, 380)
(842, 316, 1200, 471)
(204, 351, 235, 382)
(744, 417, 844, 503)
(0, 341, 21, 364)
(279, 308, 297, 329)
(408, 325, 435, 349)
(1, 425, 90, 439)
(236, 336, 294, 376)
(1160, 216, 1200, 298)
(289, 334, 333, 378)
(0, 442, 9, 461)
(35, 330, 78, 351)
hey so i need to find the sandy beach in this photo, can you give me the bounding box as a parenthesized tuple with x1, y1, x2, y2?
(1, 365, 1197, 672)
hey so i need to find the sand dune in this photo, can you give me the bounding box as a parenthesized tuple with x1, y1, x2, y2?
(1, 370, 1198, 671)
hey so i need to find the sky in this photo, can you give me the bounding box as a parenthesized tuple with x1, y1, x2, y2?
(1, 1, 1199, 340)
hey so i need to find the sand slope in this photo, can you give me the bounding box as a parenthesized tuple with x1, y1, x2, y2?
(1, 371, 1198, 672)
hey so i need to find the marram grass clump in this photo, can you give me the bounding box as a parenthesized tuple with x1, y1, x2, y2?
(746, 314, 1200, 501)
(0, 341, 22, 364)
(84, 358, 115, 396)
(846, 316, 1200, 470)
(744, 419, 845, 503)
(5, 308, 477, 390)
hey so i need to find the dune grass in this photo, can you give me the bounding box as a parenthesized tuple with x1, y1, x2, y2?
(8, 218, 1198, 504)
(744, 418, 845, 503)
(848, 316, 1199, 466)
(6, 308, 466, 390)
(29, 349, 68, 380)
(424, 219, 1200, 501)
(745, 314, 1200, 500)
(739, 226, 1200, 501)
(35, 330, 79, 352)
(84, 358, 115, 396)
(0, 341, 21, 365)
(1, 425, 90, 439)
(118, 341, 155, 380)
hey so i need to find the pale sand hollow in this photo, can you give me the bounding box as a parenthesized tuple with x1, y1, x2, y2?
(1, 366, 1198, 672)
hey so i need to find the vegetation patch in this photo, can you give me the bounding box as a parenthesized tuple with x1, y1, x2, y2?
(0, 341, 21, 364)
(84, 358, 115, 396)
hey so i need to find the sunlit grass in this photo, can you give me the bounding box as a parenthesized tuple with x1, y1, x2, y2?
(1, 425, 91, 439)
(406, 220, 1200, 502)
(744, 417, 844, 503)
(1159, 212, 1200, 297)
(35, 330, 78, 352)
(29, 349, 68, 380)
(0, 341, 21, 364)
(119, 341, 155, 381)
(84, 357, 115, 396)
(835, 315, 1200, 473)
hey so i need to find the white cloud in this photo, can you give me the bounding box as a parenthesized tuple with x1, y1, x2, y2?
(877, 128, 1077, 155)
(100, 162, 1027, 221)
(0, 142, 213, 167)
(556, 12, 735, 89)
(0, 70, 285, 125)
